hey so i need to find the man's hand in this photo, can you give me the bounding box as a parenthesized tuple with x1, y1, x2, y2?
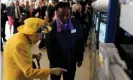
(50, 68, 67, 76)
(77, 61, 82, 68)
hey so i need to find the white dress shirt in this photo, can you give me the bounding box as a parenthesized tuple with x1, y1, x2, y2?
(15, 6, 20, 19)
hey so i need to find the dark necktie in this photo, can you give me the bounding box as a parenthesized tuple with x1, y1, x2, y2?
(17, 7, 20, 18)
(40, 7, 42, 18)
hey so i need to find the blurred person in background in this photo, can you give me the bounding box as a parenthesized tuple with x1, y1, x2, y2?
(7, 0, 24, 33)
(24, 0, 30, 15)
(79, 2, 90, 46)
(71, 3, 81, 21)
(30, 2, 35, 9)
(35, 0, 47, 19)
(7, 1, 15, 34)
(3, 18, 66, 80)
(45, 2, 85, 80)
(14, 0, 24, 33)
(25, 0, 30, 9)
(42, 1, 47, 6)
(25, 4, 36, 18)
(46, 1, 56, 22)
(1, 3, 8, 51)
(20, 2, 25, 11)
(19, 12, 27, 25)
(38, 1, 52, 49)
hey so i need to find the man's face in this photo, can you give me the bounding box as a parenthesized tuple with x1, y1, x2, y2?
(39, 1, 42, 6)
(57, 7, 70, 23)
(51, 2, 56, 6)
(26, 1, 29, 6)
(10, 2, 14, 6)
(16, 1, 19, 6)
(43, 2, 46, 5)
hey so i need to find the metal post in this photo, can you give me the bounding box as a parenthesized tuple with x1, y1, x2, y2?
(105, 0, 119, 43)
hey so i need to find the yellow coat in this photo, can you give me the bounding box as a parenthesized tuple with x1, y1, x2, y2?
(3, 32, 50, 80)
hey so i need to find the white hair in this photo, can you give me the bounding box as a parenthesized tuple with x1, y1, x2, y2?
(72, 4, 81, 12)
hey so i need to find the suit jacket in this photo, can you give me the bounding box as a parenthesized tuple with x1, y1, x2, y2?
(1, 3, 8, 27)
(7, 6, 24, 20)
(26, 9, 36, 18)
(3, 32, 50, 80)
(46, 18, 85, 68)
(46, 5, 55, 22)
(36, 5, 47, 19)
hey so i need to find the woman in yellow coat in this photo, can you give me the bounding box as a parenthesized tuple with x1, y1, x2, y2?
(3, 18, 66, 80)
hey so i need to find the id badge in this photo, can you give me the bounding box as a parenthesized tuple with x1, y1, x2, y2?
(71, 29, 76, 33)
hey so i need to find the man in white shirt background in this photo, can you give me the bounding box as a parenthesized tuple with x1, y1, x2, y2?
(7, 0, 24, 33)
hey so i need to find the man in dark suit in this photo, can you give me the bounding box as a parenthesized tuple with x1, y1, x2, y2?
(46, 1, 56, 22)
(25, 7, 36, 18)
(1, 3, 8, 51)
(36, 0, 47, 19)
(45, 2, 85, 80)
(24, 1, 30, 16)
(7, 0, 24, 33)
(79, 2, 90, 46)
(71, 3, 81, 22)
(7, 1, 15, 16)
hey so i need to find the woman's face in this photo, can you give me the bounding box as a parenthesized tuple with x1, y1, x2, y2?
(44, 16, 49, 22)
(29, 33, 42, 44)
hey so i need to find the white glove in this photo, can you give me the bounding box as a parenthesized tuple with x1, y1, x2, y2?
(50, 68, 67, 76)
(120, 60, 127, 69)
(35, 12, 39, 17)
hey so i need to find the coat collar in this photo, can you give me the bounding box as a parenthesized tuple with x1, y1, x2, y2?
(17, 32, 32, 47)
(52, 18, 76, 32)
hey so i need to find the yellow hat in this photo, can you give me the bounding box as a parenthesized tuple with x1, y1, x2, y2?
(17, 18, 52, 34)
